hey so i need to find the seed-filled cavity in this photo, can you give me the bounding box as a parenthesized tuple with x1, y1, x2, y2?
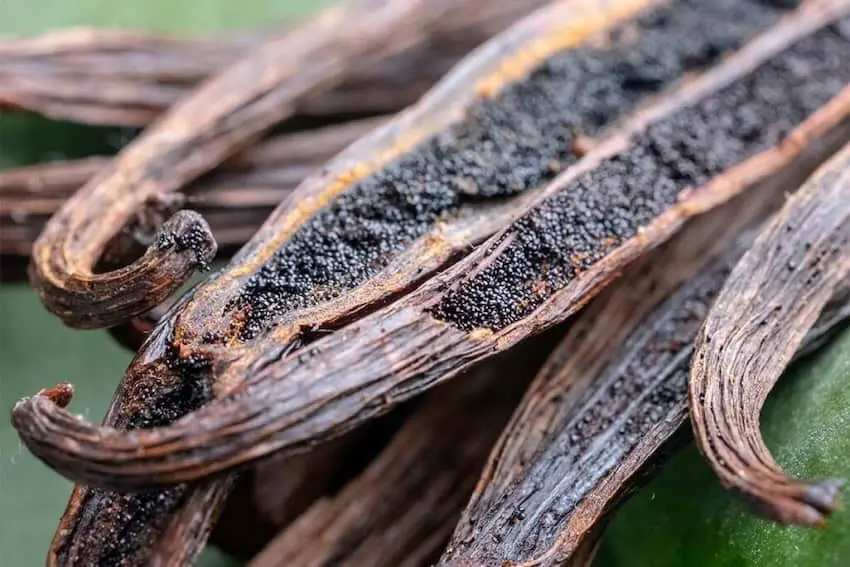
(49, 338, 216, 565)
(430, 21, 850, 332)
(462, 261, 730, 558)
(230, 0, 796, 340)
(54, 487, 189, 566)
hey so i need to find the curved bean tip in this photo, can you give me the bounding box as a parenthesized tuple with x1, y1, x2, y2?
(803, 477, 845, 514)
(36, 383, 74, 408)
(153, 210, 218, 266)
(12, 383, 74, 419)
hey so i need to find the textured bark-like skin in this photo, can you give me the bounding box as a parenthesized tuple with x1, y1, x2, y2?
(248, 338, 556, 567)
(211, 405, 413, 558)
(0, 1, 547, 126)
(210, 434, 370, 558)
(689, 142, 850, 527)
(28, 0, 801, 332)
(440, 150, 850, 564)
(12, 3, 850, 490)
(0, 117, 380, 217)
(28, 0, 465, 330)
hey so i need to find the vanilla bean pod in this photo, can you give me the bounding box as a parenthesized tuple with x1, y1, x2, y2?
(0, 117, 384, 260)
(688, 141, 850, 527)
(28, 0, 467, 330)
(0, 1, 547, 126)
(210, 403, 415, 559)
(248, 336, 557, 567)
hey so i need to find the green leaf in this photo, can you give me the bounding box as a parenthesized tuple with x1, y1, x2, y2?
(0, 113, 128, 169)
(0, 0, 335, 36)
(597, 325, 850, 567)
(0, 0, 330, 565)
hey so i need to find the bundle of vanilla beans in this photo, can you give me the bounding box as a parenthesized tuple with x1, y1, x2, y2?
(4, 0, 850, 566)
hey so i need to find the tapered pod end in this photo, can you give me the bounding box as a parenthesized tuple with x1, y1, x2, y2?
(30, 209, 217, 330)
(730, 476, 845, 527)
(12, 383, 73, 439)
(689, 141, 850, 529)
(32, 383, 74, 408)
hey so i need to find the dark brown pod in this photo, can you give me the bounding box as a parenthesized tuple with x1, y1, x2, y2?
(689, 141, 850, 527)
(248, 335, 556, 567)
(0, 118, 382, 282)
(208, 393, 415, 559)
(27, 0, 466, 330)
(0, 1, 546, 127)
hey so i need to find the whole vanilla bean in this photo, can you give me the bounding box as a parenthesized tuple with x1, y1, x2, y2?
(689, 141, 850, 527)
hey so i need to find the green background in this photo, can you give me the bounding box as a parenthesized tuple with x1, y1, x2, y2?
(1, 1, 848, 565)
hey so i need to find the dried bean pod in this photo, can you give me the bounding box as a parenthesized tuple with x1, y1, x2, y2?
(28, 0, 464, 330)
(688, 141, 850, 527)
(249, 335, 556, 567)
(0, 1, 547, 126)
(0, 118, 383, 291)
(441, 167, 850, 564)
(210, 416, 402, 558)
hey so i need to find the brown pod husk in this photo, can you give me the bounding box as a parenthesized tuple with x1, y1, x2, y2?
(0, 118, 384, 264)
(0, 1, 547, 127)
(27, 0, 470, 331)
(210, 405, 413, 559)
(688, 141, 850, 527)
(248, 333, 558, 567)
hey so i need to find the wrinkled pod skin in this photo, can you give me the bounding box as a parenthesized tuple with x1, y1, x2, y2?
(13, 0, 850, 487)
(689, 141, 850, 527)
(13, 0, 850, 564)
(247, 333, 562, 567)
(0, 3, 560, 266)
(0, 118, 385, 264)
(27, 0, 466, 330)
(0, 1, 550, 127)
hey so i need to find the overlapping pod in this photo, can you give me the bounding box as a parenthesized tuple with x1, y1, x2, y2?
(0, 118, 383, 260)
(27, 0, 467, 330)
(12, 0, 849, 564)
(0, 1, 546, 126)
(14, 0, 850, 484)
(247, 338, 556, 567)
(441, 173, 850, 565)
(0, 2, 553, 263)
